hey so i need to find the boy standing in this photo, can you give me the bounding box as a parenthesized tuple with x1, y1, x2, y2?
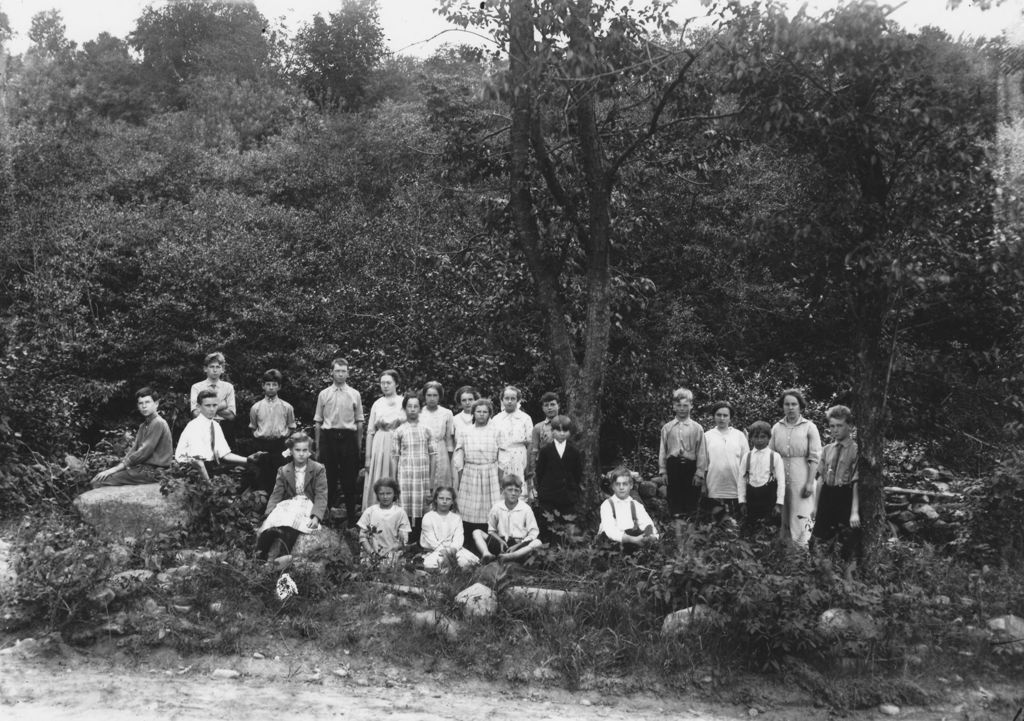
(811, 405, 862, 580)
(472, 476, 542, 563)
(249, 369, 297, 494)
(314, 357, 364, 524)
(189, 353, 236, 447)
(176, 389, 261, 480)
(658, 387, 708, 519)
(528, 392, 561, 481)
(90, 387, 173, 488)
(737, 421, 786, 530)
(533, 415, 582, 517)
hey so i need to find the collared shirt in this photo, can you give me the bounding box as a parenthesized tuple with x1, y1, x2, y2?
(314, 384, 364, 430)
(487, 499, 539, 541)
(737, 447, 786, 505)
(820, 437, 859, 487)
(249, 396, 296, 439)
(123, 414, 173, 469)
(658, 417, 709, 478)
(189, 379, 236, 419)
(599, 495, 659, 542)
(175, 416, 232, 463)
(703, 427, 749, 499)
(294, 465, 307, 496)
(553, 439, 566, 458)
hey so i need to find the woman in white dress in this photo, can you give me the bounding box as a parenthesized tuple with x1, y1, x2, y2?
(769, 389, 821, 546)
(362, 369, 405, 513)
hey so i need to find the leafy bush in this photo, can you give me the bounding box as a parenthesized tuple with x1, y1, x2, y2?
(160, 468, 265, 547)
(965, 451, 1024, 567)
(8, 511, 115, 627)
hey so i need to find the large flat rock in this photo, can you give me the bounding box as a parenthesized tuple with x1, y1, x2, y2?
(74, 484, 187, 540)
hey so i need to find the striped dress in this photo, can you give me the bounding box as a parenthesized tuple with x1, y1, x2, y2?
(453, 423, 502, 524)
(392, 422, 436, 522)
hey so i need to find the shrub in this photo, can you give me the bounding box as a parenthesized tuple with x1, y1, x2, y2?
(160, 468, 265, 547)
(965, 451, 1024, 567)
(8, 510, 115, 627)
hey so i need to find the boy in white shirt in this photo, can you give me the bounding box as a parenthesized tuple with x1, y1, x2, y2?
(737, 421, 786, 531)
(599, 468, 659, 549)
(176, 389, 262, 481)
(473, 476, 542, 563)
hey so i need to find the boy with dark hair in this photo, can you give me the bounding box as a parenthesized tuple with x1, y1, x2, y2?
(249, 369, 297, 494)
(529, 392, 561, 478)
(811, 405, 862, 580)
(90, 387, 173, 488)
(176, 389, 262, 480)
(737, 421, 786, 530)
(314, 357, 364, 524)
(533, 414, 582, 517)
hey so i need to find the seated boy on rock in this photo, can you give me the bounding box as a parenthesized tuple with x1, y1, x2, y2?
(472, 475, 542, 564)
(598, 467, 659, 549)
(90, 387, 173, 488)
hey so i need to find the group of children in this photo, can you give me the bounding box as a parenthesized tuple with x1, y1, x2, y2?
(89, 355, 863, 575)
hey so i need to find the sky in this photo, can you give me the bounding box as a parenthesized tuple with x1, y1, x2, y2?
(1, 0, 1022, 56)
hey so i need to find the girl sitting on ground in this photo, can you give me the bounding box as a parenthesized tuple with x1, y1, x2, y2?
(357, 477, 411, 567)
(419, 486, 479, 571)
(256, 432, 327, 561)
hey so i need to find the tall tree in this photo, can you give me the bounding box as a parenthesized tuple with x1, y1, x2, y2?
(291, 0, 386, 111)
(440, 0, 729, 508)
(724, 3, 1000, 559)
(129, 0, 272, 108)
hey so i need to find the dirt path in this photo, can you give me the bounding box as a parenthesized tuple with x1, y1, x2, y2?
(2, 636, 1009, 721)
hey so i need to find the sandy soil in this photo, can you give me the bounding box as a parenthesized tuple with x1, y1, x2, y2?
(1, 635, 1015, 721)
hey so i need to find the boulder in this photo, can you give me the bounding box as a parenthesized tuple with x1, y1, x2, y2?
(292, 529, 353, 564)
(662, 604, 713, 636)
(911, 503, 939, 521)
(819, 608, 880, 639)
(0, 539, 17, 601)
(74, 484, 187, 540)
(454, 583, 498, 618)
(986, 614, 1024, 656)
(638, 481, 658, 500)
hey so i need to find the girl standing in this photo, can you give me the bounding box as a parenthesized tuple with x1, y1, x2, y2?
(769, 389, 822, 546)
(392, 394, 437, 530)
(420, 381, 455, 486)
(363, 369, 404, 514)
(451, 385, 479, 453)
(492, 386, 534, 498)
(452, 399, 502, 543)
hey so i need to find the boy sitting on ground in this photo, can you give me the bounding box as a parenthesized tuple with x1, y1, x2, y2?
(598, 467, 659, 549)
(472, 475, 542, 564)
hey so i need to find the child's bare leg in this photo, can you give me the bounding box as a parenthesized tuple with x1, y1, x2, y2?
(499, 540, 541, 563)
(472, 530, 493, 560)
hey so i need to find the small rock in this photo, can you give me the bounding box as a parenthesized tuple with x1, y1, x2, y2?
(409, 610, 460, 641)
(109, 569, 156, 598)
(921, 468, 939, 481)
(333, 668, 349, 678)
(209, 602, 223, 614)
(911, 503, 939, 521)
(252, 652, 265, 659)
(532, 666, 558, 681)
(878, 703, 900, 716)
(378, 615, 403, 626)
(211, 669, 240, 679)
(748, 709, 759, 718)
(580, 699, 592, 706)
(505, 586, 581, 610)
(142, 597, 161, 615)
(818, 608, 880, 638)
(986, 614, 1024, 655)
(902, 521, 919, 533)
(272, 554, 293, 570)
(933, 595, 951, 606)
(662, 605, 713, 636)
(65, 454, 89, 473)
(638, 481, 658, 499)
(454, 583, 498, 618)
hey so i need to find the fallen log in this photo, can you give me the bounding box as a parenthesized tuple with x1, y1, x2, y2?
(884, 486, 961, 500)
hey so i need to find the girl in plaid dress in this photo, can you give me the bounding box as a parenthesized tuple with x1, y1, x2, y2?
(453, 399, 502, 539)
(392, 394, 437, 528)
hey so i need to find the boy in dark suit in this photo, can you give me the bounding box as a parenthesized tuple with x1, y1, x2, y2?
(533, 415, 582, 528)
